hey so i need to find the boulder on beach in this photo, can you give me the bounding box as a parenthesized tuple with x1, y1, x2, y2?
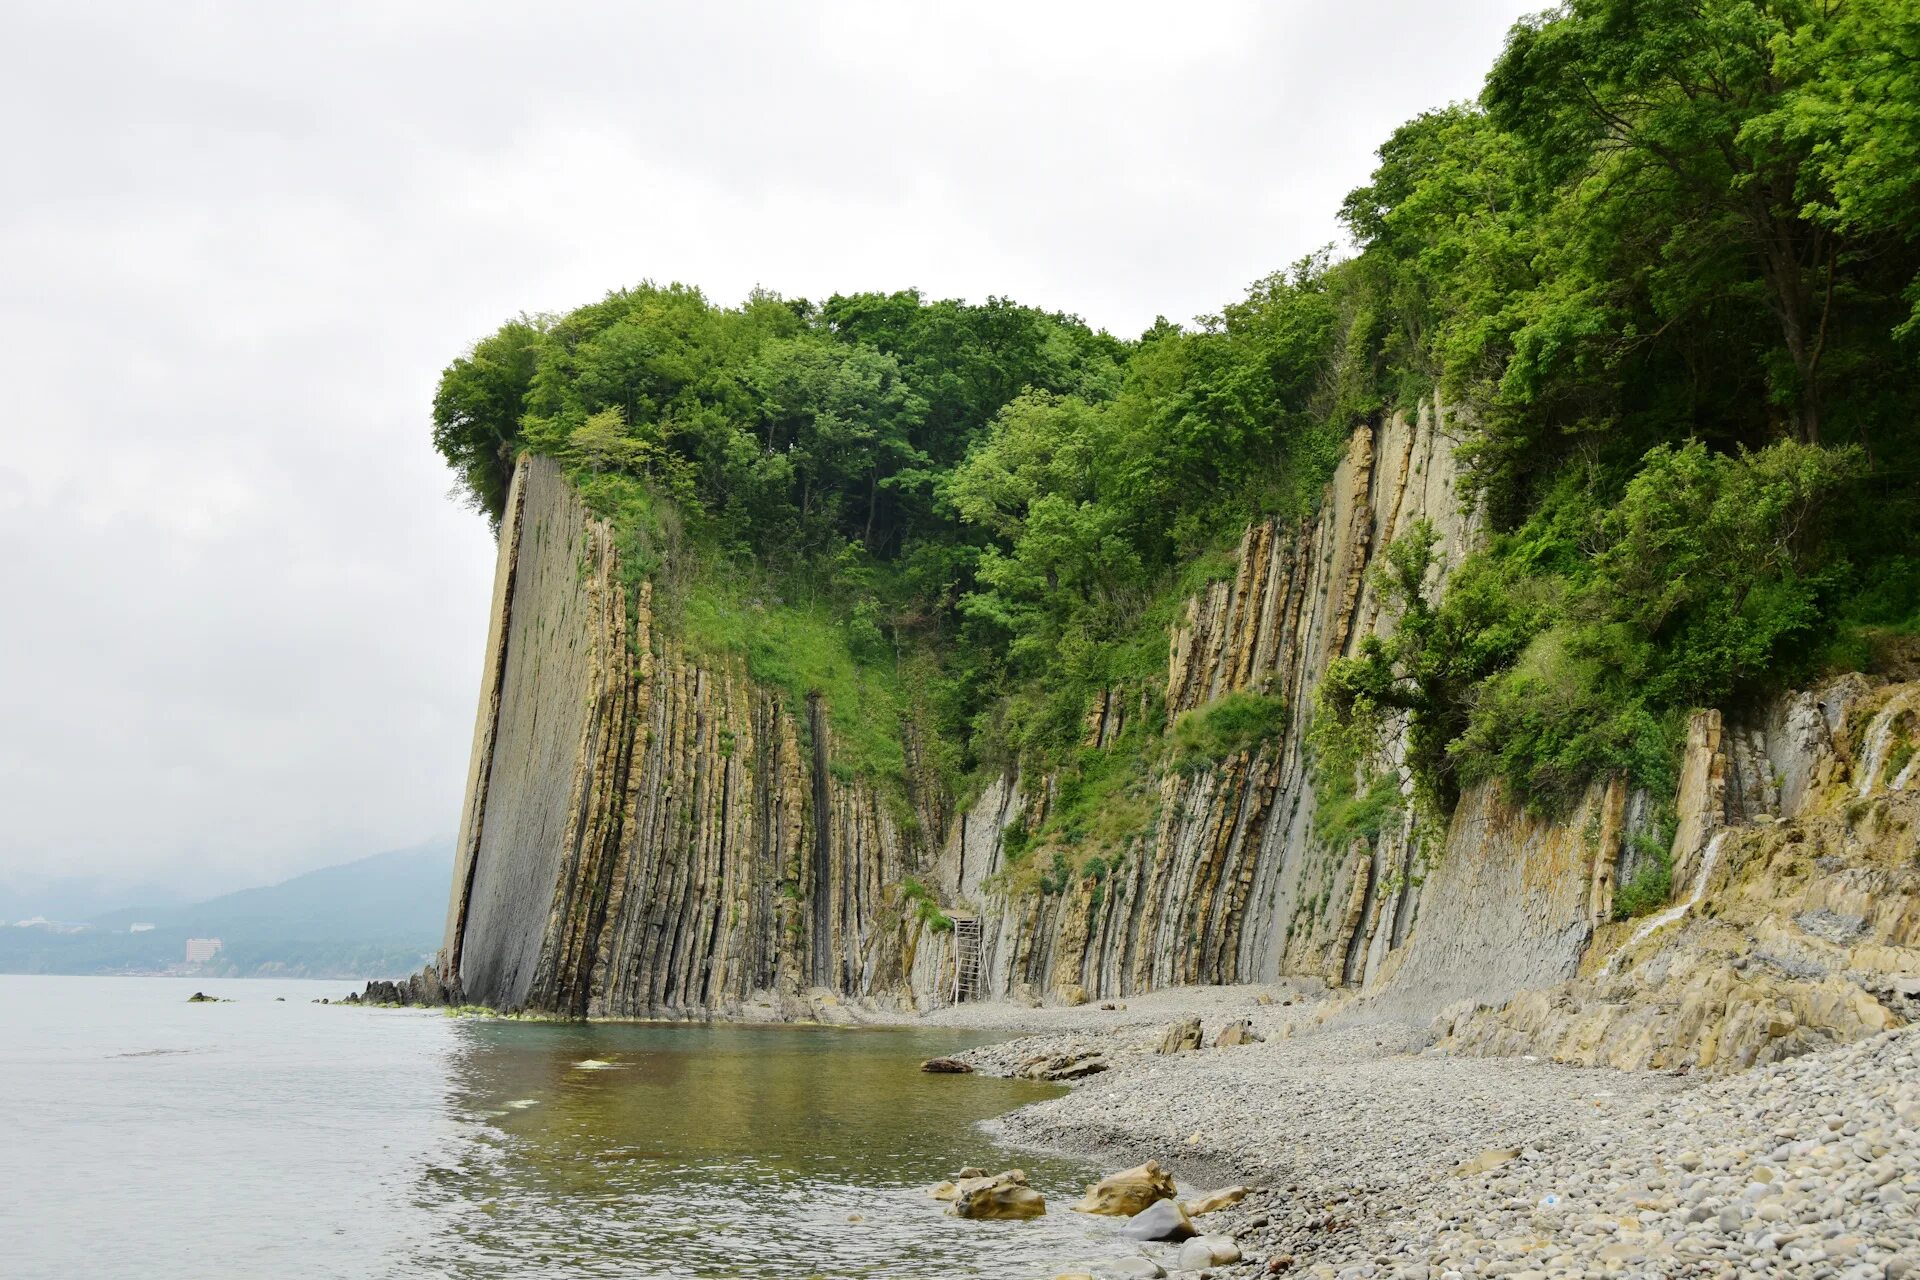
(1018, 1050, 1108, 1081)
(1451, 1146, 1521, 1177)
(1184, 1185, 1248, 1216)
(1072, 1159, 1177, 1217)
(1175, 1235, 1242, 1268)
(947, 1169, 1046, 1220)
(1213, 1018, 1264, 1047)
(1152, 1016, 1203, 1054)
(920, 1056, 973, 1073)
(1120, 1196, 1195, 1241)
(1057, 983, 1090, 1006)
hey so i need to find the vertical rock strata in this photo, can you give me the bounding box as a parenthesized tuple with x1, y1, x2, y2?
(442, 457, 921, 1017)
(438, 409, 1920, 1044)
(1432, 679, 1920, 1071)
(951, 401, 1531, 1006)
(441, 406, 1606, 1016)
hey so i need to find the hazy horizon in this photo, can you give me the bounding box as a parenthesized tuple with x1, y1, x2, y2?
(0, 1, 1537, 893)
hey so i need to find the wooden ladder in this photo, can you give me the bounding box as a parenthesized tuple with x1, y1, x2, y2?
(952, 913, 983, 1004)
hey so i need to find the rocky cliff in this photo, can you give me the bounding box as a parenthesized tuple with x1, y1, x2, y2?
(1429, 678, 1920, 1072)
(441, 457, 932, 1018)
(928, 400, 1491, 1004)
(433, 412, 1920, 1064)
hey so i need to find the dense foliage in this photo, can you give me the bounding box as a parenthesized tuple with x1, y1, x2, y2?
(1319, 0, 1920, 814)
(433, 272, 1363, 801)
(433, 0, 1920, 857)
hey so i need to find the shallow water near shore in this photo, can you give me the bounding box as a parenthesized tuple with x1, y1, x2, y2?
(1, 974, 1116, 1278)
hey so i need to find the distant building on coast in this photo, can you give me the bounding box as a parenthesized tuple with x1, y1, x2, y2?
(129, 922, 154, 933)
(184, 937, 223, 965)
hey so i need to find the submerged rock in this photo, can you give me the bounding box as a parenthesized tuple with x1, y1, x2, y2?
(1092, 1260, 1164, 1279)
(1073, 1159, 1177, 1217)
(947, 1169, 1046, 1220)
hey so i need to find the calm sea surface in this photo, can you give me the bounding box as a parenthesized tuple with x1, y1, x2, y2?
(0, 974, 1121, 1279)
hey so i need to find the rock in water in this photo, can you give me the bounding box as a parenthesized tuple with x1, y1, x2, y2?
(1153, 1016, 1203, 1054)
(947, 1169, 1046, 1220)
(1214, 1018, 1264, 1047)
(1096, 1260, 1165, 1279)
(1184, 1185, 1249, 1216)
(920, 1056, 973, 1073)
(929, 1162, 989, 1199)
(1121, 1197, 1196, 1241)
(1176, 1235, 1243, 1268)
(1074, 1159, 1178, 1217)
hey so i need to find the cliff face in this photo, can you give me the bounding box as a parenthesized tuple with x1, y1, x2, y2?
(442, 403, 1588, 1017)
(442, 457, 929, 1017)
(932, 400, 1514, 1004)
(436, 415, 1920, 1058)
(1431, 679, 1920, 1072)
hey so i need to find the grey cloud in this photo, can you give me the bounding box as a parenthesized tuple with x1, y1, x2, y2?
(0, 0, 1533, 895)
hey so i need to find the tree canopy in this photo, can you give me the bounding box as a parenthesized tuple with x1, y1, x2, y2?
(432, 0, 1920, 826)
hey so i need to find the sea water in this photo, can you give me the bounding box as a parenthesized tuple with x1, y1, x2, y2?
(0, 974, 1116, 1278)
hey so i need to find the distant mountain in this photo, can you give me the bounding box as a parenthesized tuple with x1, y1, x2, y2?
(0, 840, 452, 979)
(0, 875, 203, 925)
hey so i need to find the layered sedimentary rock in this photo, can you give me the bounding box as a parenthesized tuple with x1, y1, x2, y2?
(1431, 679, 1920, 1072)
(930, 400, 1565, 1006)
(434, 412, 1920, 1063)
(441, 457, 931, 1016)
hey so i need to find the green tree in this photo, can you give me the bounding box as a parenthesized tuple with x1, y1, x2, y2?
(431, 317, 546, 523)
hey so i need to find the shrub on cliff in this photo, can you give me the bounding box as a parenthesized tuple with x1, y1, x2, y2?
(430, 0, 1920, 840)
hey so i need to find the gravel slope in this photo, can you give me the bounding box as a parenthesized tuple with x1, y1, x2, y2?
(932, 989, 1919, 1279)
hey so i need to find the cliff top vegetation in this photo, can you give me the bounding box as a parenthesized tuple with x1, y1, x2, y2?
(432, 0, 1920, 836)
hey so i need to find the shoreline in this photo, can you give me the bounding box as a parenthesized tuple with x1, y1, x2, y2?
(335, 975, 1920, 1275)
(929, 986, 1920, 1279)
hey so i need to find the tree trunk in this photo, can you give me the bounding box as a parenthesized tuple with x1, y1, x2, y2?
(1756, 208, 1824, 446)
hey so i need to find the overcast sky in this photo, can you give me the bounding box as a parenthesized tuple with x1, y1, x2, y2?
(0, 1, 1536, 904)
